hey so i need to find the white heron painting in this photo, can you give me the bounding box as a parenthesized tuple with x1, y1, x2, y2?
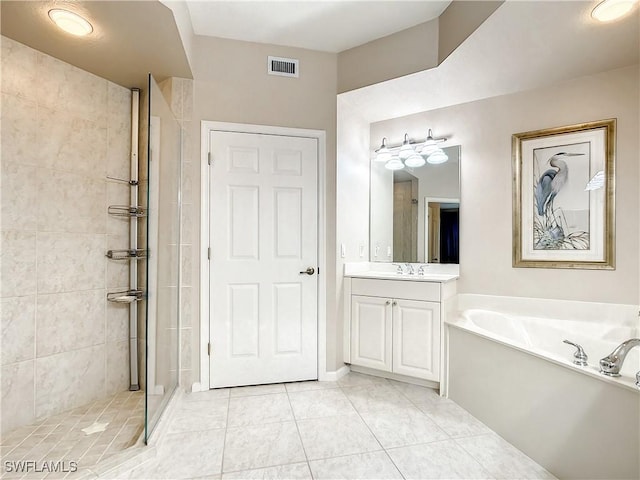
(513, 119, 614, 269)
(532, 142, 591, 250)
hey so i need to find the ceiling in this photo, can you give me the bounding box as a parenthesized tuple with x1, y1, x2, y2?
(340, 0, 640, 124)
(0, 1, 192, 89)
(185, 1, 451, 53)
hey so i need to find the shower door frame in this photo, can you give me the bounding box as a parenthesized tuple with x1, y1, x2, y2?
(196, 121, 329, 391)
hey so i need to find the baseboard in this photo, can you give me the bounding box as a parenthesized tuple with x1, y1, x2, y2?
(152, 384, 165, 395)
(349, 364, 440, 390)
(319, 364, 350, 382)
(192, 367, 350, 389)
(190, 381, 207, 393)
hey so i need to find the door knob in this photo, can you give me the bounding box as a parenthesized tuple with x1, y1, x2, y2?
(299, 267, 315, 275)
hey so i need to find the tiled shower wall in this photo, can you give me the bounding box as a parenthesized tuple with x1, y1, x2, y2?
(0, 37, 132, 434)
(160, 77, 196, 390)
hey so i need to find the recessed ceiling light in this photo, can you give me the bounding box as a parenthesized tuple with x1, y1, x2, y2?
(48, 9, 93, 36)
(591, 0, 637, 22)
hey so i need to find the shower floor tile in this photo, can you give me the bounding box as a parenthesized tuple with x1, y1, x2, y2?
(1, 390, 144, 479)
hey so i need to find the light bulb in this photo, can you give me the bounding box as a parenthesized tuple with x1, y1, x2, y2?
(421, 143, 439, 156)
(591, 0, 637, 22)
(385, 157, 405, 170)
(405, 152, 426, 168)
(427, 149, 448, 164)
(48, 9, 93, 36)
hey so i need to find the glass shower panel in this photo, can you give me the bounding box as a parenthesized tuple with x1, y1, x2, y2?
(144, 74, 181, 442)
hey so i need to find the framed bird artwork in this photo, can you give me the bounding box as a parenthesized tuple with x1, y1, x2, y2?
(512, 119, 615, 269)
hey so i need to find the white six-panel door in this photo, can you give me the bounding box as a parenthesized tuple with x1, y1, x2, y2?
(209, 131, 318, 388)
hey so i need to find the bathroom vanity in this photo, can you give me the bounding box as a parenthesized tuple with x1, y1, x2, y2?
(343, 263, 458, 388)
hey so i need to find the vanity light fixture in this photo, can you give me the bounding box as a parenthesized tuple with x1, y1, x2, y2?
(385, 157, 405, 170)
(420, 129, 441, 156)
(426, 149, 449, 164)
(374, 137, 392, 162)
(405, 151, 426, 168)
(398, 134, 415, 160)
(376, 129, 447, 170)
(48, 9, 93, 36)
(591, 0, 637, 22)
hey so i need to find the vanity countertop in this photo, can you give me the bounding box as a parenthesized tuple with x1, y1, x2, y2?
(344, 262, 459, 283)
(346, 271, 458, 282)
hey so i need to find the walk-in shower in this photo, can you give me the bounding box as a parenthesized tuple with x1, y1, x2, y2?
(1, 34, 181, 475)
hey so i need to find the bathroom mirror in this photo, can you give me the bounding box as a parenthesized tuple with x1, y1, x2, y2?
(370, 145, 460, 263)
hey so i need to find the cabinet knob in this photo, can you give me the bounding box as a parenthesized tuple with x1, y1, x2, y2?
(385, 300, 391, 305)
(392, 301, 397, 306)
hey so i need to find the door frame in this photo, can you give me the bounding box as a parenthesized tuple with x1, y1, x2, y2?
(195, 121, 327, 391)
(424, 196, 460, 263)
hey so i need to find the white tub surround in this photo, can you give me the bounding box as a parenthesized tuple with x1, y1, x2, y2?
(444, 294, 639, 480)
(343, 263, 457, 388)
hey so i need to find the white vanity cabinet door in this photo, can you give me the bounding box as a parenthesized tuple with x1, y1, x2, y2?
(392, 299, 441, 381)
(351, 295, 392, 372)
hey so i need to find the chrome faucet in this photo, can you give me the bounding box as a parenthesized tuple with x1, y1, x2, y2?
(405, 263, 415, 275)
(599, 338, 640, 377)
(563, 340, 588, 366)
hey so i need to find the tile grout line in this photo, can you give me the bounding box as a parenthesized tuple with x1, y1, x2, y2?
(218, 392, 231, 477)
(386, 380, 452, 441)
(2, 390, 143, 479)
(284, 384, 313, 479)
(451, 434, 498, 479)
(339, 376, 460, 480)
(220, 459, 312, 476)
(362, 382, 412, 480)
(340, 379, 406, 477)
(88, 397, 135, 467)
(382, 379, 552, 479)
(336, 381, 404, 478)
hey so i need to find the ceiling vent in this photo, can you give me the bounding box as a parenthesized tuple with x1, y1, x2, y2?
(268, 56, 299, 78)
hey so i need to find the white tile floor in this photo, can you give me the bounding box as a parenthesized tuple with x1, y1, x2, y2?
(105, 373, 555, 480)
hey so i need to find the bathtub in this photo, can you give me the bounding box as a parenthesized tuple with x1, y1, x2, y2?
(445, 295, 639, 480)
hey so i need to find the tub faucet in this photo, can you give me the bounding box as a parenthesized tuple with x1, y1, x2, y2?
(563, 340, 588, 366)
(599, 338, 640, 377)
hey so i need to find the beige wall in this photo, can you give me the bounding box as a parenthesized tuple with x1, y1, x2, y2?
(437, 1, 503, 64)
(337, 1, 502, 94)
(177, 35, 339, 387)
(338, 19, 439, 94)
(360, 65, 640, 305)
(1, 37, 132, 433)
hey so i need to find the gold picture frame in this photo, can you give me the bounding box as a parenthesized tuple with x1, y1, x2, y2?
(512, 119, 615, 269)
